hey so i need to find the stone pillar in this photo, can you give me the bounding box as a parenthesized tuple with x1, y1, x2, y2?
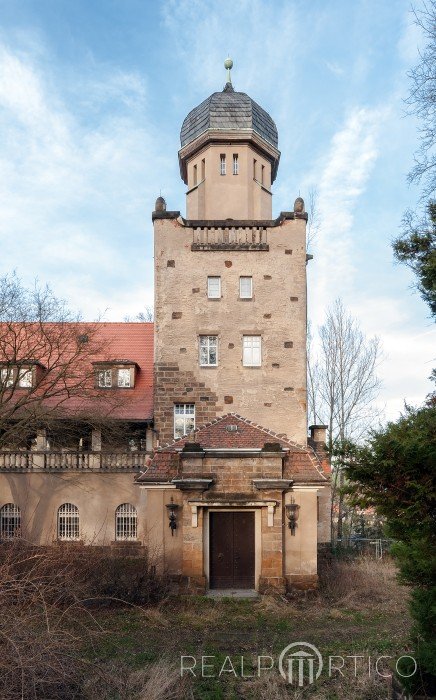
(258, 495, 286, 593)
(91, 429, 101, 469)
(181, 495, 206, 593)
(32, 429, 47, 469)
(284, 489, 319, 590)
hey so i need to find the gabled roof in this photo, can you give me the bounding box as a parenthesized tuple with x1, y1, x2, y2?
(148, 413, 328, 483)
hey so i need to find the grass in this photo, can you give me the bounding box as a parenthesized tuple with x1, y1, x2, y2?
(78, 556, 412, 699)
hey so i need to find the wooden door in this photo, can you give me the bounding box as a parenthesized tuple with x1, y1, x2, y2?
(209, 511, 255, 589)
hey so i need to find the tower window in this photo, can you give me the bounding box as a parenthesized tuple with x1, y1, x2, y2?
(253, 159, 257, 180)
(193, 164, 198, 185)
(220, 154, 226, 176)
(199, 336, 218, 366)
(174, 403, 195, 439)
(207, 276, 221, 299)
(243, 336, 261, 367)
(201, 158, 205, 180)
(233, 154, 239, 175)
(261, 165, 265, 185)
(239, 276, 253, 299)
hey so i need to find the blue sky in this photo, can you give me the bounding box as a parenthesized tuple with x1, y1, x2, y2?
(0, 0, 434, 421)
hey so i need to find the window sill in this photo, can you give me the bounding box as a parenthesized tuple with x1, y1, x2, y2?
(199, 365, 218, 369)
(243, 365, 262, 369)
(207, 297, 222, 301)
(239, 297, 253, 301)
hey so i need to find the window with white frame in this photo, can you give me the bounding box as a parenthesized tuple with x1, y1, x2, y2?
(117, 368, 131, 387)
(115, 503, 137, 541)
(207, 276, 221, 299)
(174, 403, 195, 439)
(0, 368, 14, 387)
(243, 336, 262, 366)
(57, 503, 80, 541)
(18, 368, 32, 388)
(220, 154, 226, 175)
(233, 154, 239, 175)
(199, 336, 218, 366)
(0, 503, 21, 539)
(98, 369, 112, 388)
(239, 276, 253, 299)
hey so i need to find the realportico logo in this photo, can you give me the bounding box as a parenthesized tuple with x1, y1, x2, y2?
(180, 641, 417, 687)
(278, 642, 323, 686)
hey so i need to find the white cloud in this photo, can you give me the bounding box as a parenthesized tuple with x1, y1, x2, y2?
(0, 41, 166, 319)
(325, 60, 344, 77)
(307, 106, 386, 324)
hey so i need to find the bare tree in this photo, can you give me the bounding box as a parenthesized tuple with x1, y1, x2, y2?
(406, 0, 436, 199)
(309, 299, 382, 540)
(0, 274, 123, 449)
(124, 306, 154, 322)
(306, 186, 321, 251)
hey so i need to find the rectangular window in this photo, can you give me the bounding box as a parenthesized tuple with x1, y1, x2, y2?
(253, 158, 257, 179)
(199, 336, 218, 366)
(18, 368, 32, 388)
(233, 154, 239, 175)
(98, 369, 112, 388)
(243, 336, 261, 367)
(201, 158, 205, 180)
(117, 368, 131, 387)
(174, 403, 195, 439)
(220, 154, 226, 175)
(261, 164, 265, 185)
(239, 276, 253, 299)
(207, 276, 221, 299)
(0, 368, 14, 387)
(193, 163, 197, 185)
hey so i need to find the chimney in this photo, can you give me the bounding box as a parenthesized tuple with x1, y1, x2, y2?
(308, 425, 327, 445)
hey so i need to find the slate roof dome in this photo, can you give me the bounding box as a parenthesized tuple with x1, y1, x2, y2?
(180, 83, 278, 149)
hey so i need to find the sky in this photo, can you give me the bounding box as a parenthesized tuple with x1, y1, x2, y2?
(0, 0, 434, 423)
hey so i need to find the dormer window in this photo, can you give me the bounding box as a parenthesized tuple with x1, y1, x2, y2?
(95, 362, 137, 389)
(0, 365, 36, 389)
(0, 368, 14, 388)
(117, 368, 131, 387)
(18, 369, 32, 388)
(220, 154, 226, 176)
(98, 369, 112, 388)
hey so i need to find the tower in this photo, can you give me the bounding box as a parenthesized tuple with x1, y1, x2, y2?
(153, 61, 309, 447)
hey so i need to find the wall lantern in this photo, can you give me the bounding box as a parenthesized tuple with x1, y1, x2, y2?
(285, 497, 300, 535)
(166, 497, 179, 536)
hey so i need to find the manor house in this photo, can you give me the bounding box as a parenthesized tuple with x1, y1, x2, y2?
(0, 62, 330, 593)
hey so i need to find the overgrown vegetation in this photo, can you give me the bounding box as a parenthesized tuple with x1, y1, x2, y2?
(345, 406, 436, 696)
(0, 543, 412, 699)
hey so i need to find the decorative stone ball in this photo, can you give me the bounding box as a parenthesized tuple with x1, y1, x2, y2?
(294, 196, 305, 213)
(155, 196, 166, 212)
(224, 58, 233, 70)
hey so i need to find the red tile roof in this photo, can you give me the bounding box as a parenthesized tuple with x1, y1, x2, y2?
(0, 322, 154, 421)
(139, 413, 328, 483)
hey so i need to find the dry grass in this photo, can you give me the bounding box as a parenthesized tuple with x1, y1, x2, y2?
(318, 554, 408, 611)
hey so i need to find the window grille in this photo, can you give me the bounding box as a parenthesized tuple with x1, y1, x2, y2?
(117, 368, 131, 387)
(98, 369, 112, 388)
(207, 276, 221, 299)
(243, 336, 262, 366)
(220, 154, 226, 175)
(174, 403, 195, 439)
(0, 503, 21, 539)
(57, 503, 80, 541)
(239, 276, 253, 299)
(199, 336, 218, 366)
(115, 503, 138, 541)
(233, 154, 239, 175)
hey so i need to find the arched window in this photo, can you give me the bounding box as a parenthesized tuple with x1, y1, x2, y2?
(115, 503, 137, 541)
(0, 503, 21, 539)
(57, 503, 79, 541)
